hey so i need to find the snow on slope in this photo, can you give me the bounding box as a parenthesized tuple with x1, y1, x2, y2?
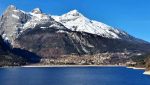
(23, 8, 66, 30)
(23, 13, 51, 29)
(1, 5, 128, 42)
(52, 10, 127, 39)
(23, 8, 51, 29)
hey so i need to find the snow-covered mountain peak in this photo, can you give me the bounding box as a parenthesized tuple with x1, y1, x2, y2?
(53, 10, 86, 22)
(0, 5, 68, 44)
(66, 10, 81, 16)
(4, 5, 19, 15)
(32, 8, 42, 14)
(6, 5, 17, 11)
(23, 12, 52, 29)
(3, 5, 26, 17)
(52, 10, 128, 39)
(1, 5, 129, 42)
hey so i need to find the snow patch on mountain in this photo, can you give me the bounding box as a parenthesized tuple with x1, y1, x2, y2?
(12, 14, 20, 19)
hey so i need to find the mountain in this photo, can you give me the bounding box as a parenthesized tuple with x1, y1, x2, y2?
(0, 5, 150, 65)
(52, 10, 150, 43)
(52, 10, 129, 39)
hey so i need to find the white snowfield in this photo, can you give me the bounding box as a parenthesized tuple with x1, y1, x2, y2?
(52, 10, 128, 39)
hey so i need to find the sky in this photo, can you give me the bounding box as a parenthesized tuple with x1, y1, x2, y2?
(0, 0, 150, 42)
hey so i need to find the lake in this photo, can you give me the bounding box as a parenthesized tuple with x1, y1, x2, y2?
(0, 67, 150, 85)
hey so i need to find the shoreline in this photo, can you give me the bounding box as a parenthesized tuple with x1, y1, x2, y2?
(21, 65, 125, 68)
(0, 65, 146, 70)
(126, 66, 150, 75)
(126, 67, 145, 70)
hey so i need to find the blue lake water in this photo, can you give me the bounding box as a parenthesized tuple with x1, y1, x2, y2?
(0, 67, 150, 85)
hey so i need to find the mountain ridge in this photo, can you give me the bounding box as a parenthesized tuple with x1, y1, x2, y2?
(0, 5, 149, 43)
(0, 5, 150, 65)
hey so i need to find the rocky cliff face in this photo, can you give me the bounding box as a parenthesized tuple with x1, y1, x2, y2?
(0, 5, 30, 42)
(0, 5, 150, 65)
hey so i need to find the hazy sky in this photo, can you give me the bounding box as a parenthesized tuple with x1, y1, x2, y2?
(0, 0, 150, 42)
